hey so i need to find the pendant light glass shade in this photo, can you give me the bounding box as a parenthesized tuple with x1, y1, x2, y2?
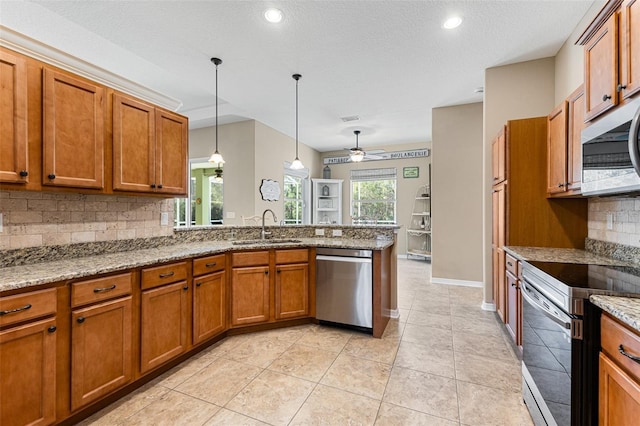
(209, 57, 225, 165)
(290, 73, 304, 170)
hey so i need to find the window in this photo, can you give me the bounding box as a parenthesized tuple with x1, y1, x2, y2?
(350, 168, 397, 224)
(284, 162, 310, 225)
(174, 159, 224, 227)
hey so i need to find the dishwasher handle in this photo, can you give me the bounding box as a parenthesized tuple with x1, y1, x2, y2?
(316, 255, 372, 263)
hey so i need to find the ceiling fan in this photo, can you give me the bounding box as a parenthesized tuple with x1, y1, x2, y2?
(345, 130, 384, 162)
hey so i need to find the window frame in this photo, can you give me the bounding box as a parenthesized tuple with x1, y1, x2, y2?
(350, 168, 397, 225)
(284, 162, 311, 225)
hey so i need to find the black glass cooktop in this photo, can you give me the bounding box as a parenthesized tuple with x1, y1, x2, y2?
(526, 261, 640, 292)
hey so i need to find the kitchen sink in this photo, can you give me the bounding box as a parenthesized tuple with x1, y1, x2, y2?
(231, 239, 302, 245)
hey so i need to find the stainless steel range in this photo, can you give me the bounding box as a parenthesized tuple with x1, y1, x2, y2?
(521, 261, 640, 426)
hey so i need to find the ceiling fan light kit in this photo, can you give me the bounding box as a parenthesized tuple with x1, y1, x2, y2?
(349, 130, 366, 162)
(208, 57, 225, 166)
(290, 73, 305, 170)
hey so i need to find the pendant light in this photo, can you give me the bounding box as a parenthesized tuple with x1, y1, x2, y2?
(208, 57, 225, 165)
(350, 130, 365, 162)
(290, 73, 304, 170)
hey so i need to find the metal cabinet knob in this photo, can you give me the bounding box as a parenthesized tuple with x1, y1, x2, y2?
(617, 84, 627, 92)
(48, 326, 57, 333)
(602, 94, 612, 101)
(77, 317, 85, 324)
(48, 173, 56, 180)
(19, 170, 28, 177)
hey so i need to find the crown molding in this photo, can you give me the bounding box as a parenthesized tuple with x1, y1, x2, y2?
(0, 25, 183, 111)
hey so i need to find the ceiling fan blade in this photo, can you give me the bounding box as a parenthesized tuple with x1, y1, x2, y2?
(365, 153, 383, 160)
(367, 149, 385, 154)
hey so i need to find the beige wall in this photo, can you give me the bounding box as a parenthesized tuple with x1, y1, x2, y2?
(189, 120, 321, 225)
(432, 103, 484, 284)
(483, 58, 556, 307)
(320, 142, 431, 255)
(554, 0, 607, 104)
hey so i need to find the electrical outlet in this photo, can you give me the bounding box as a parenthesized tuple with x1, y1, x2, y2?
(226, 211, 235, 219)
(332, 229, 342, 237)
(606, 213, 613, 230)
(315, 228, 325, 236)
(160, 212, 169, 226)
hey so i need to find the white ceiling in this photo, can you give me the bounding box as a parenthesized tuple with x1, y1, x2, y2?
(1, 0, 597, 152)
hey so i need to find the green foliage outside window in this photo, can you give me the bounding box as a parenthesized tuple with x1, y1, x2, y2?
(351, 179, 396, 224)
(284, 174, 303, 224)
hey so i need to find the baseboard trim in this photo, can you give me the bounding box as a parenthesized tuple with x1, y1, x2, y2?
(390, 308, 400, 319)
(431, 277, 483, 288)
(481, 302, 496, 312)
(397, 254, 408, 259)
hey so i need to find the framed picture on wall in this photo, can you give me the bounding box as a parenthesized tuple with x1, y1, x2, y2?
(403, 166, 419, 178)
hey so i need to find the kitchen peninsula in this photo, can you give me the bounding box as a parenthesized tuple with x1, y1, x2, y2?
(0, 225, 397, 426)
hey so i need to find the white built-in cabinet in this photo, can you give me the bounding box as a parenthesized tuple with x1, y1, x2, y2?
(312, 179, 343, 224)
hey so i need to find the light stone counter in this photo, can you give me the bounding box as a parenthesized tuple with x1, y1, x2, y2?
(0, 237, 393, 292)
(504, 246, 635, 266)
(590, 295, 640, 333)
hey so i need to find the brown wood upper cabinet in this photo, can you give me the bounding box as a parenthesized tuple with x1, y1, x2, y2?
(0, 49, 29, 184)
(491, 126, 506, 185)
(113, 93, 188, 195)
(581, 0, 640, 121)
(43, 68, 105, 189)
(547, 86, 585, 196)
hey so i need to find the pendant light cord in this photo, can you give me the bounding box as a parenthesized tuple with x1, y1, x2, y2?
(295, 77, 299, 158)
(215, 61, 219, 153)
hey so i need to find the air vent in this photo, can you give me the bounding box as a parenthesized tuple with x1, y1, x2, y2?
(340, 115, 360, 122)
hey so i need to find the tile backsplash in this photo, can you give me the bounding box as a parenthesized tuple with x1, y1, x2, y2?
(0, 191, 174, 250)
(588, 197, 640, 247)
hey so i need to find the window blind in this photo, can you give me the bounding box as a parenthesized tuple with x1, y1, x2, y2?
(350, 167, 397, 181)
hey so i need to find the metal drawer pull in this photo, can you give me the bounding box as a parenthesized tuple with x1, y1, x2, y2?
(205, 262, 217, 267)
(159, 272, 175, 278)
(507, 261, 513, 267)
(619, 345, 640, 364)
(93, 284, 116, 293)
(0, 304, 32, 316)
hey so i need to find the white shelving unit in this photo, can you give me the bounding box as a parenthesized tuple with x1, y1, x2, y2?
(407, 184, 431, 260)
(312, 178, 343, 224)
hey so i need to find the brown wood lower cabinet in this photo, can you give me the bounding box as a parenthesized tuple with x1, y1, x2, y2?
(71, 296, 132, 410)
(140, 281, 189, 373)
(193, 270, 226, 344)
(0, 317, 57, 426)
(275, 263, 309, 320)
(231, 265, 270, 326)
(505, 270, 520, 346)
(599, 353, 640, 424)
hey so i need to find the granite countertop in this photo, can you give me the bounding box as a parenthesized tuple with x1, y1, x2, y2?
(504, 246, 636, 267)
(0, 237, 393, 292)
(590, 295, 640, 333)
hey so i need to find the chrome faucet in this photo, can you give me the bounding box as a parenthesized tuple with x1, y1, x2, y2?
(261, 209, 277, 240)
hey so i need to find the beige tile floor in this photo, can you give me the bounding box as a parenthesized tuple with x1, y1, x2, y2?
(80, 259, 534, 426)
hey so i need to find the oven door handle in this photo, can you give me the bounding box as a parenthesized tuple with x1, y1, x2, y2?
(521, 280, 572, 329)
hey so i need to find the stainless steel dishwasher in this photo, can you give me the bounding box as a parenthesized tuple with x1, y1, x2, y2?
(315, 248, 372, 330)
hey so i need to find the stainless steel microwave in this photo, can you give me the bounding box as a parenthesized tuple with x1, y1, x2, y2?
(582, 96, 640, 196)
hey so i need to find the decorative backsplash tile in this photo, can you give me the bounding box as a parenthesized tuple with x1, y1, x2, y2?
(588, 197, 640, 247)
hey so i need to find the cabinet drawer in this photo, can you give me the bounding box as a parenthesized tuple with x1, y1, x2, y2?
(602, 314, 640, 382)
(72, 273, 133, 307)
(193, 254, 225, 276)
(505, 254, 518, 277)
(275, 249, 308, 265)
(141, 261, 187, 290)
(0, 288, 57, 327)
(232, 251, 269, 267)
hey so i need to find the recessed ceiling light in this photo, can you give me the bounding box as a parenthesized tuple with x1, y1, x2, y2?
(443, 16, 463, 30)
(264, 8, 283, 23)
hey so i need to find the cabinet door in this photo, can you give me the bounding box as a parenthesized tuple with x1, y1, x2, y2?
(547, 102, 568, 194)
(193, 271, 226, 344)
(0, 49, 28, 183)
(71, 297, 132, 410)
(492, 183, 506, 248)
(155, 110, 188, 195)
(43, 68, 105, 188)
(567, 87, 585, 191)
(584, 13, 619, 121)
(112, 94, 156, 192)
(275, 263, 309, 320)
(505, 271, 519, 345)
(491, 128, 506, 184)
(231, 266, 270, 326)
(0, 318, 56, 426)
(621, 0, 640, 99)
(141, 281, 189, 373)
(599, 353, 640, 425)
